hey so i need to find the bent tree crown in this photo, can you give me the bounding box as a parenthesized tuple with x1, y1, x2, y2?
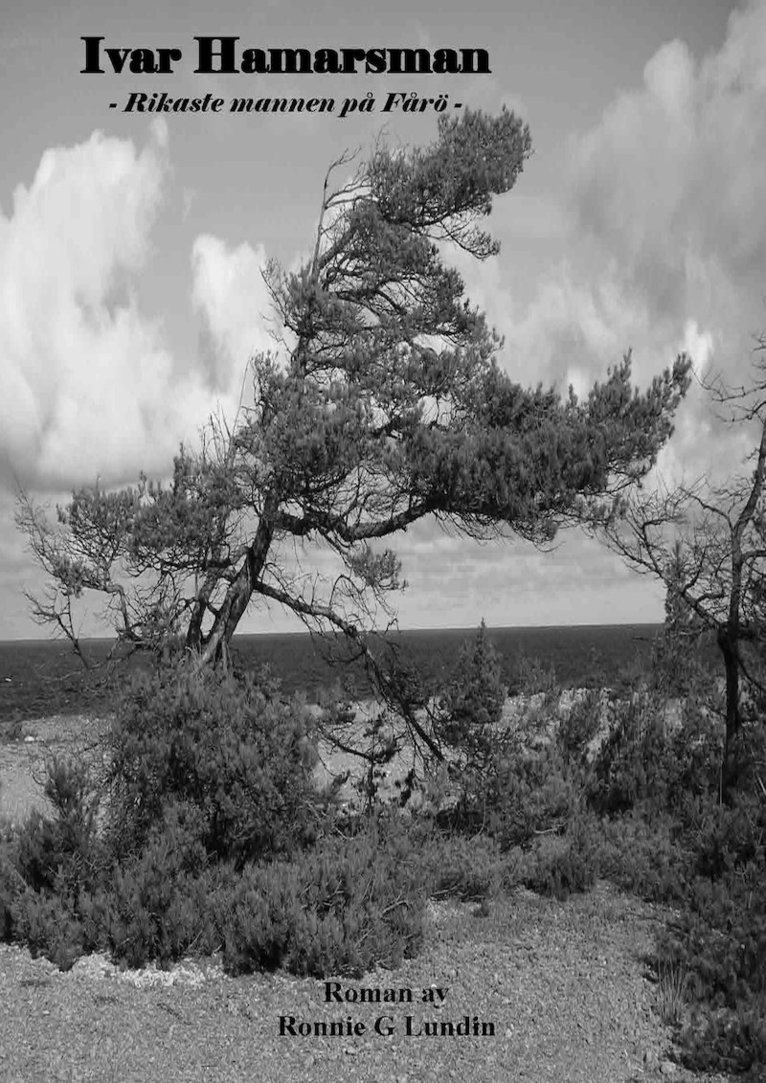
(18, 108, 690, 679)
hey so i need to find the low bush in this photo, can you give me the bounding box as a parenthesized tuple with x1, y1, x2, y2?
(588, 695, 671, 815)
(80, 803, 223, 969)
(0, 848, 25, 941)
(0, 756, 104, 969)
(102, 663, 324, 867)
(483, 743, 583, 848)
(657, 876, 766, 1079)
(421, 832, 504, 902)
(587, 694, 722, 818)
(0, 665, 336, 973)
(9, 887, 85, 971)
(555, 690, 602, 769)
(7, 756, 104, 906)
(216, 817, 427, 977)
(2, 765, 427, 978)
(517, 814, 600, 900)
(595, 810, 689, 903)
(677, 999, 766, 1080)
(687, 789, 765, 882)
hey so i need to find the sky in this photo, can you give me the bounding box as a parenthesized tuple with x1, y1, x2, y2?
(0, 0, 764, 639)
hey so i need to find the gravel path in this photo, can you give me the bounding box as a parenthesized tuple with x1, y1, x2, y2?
(0, 885, 732, 1083)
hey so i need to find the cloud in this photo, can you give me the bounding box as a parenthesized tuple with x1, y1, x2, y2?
(571, 7, 766, 322)
(570, 2, 765, 368)
(191, 234, 274, 392)
(0, 123, 280, 494)
(386, 517, 662, 629)
(455, 0, 766, 478)
(0, 124, 205, 488)
(559, 0, 766, 483)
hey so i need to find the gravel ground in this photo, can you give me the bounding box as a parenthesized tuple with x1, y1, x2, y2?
(0, 886, 732, 1083)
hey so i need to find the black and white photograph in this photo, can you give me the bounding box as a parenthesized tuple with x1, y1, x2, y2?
(0, 2, 764, 1080)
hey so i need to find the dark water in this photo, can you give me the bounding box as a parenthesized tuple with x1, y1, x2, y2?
(0, 624, 662, 722)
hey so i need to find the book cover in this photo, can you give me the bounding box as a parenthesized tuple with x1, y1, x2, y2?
(0, 2, 762, 1080)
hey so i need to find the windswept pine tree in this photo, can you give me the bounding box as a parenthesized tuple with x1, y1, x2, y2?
(18, 109, 690, 683)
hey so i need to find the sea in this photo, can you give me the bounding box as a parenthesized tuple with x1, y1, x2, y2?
(0, 624, 663, 723)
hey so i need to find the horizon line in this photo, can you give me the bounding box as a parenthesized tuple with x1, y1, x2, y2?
(0, 620, 665, 647)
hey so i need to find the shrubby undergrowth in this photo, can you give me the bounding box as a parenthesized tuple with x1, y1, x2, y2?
(0, 665, 428, 976)
(437, 626, 765, 1079)
(102, 665, 321, 867)
(1, 625, 764, 1078)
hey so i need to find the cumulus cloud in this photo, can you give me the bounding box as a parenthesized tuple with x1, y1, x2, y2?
(571, 8, 766, 327)
(560, 0, 766, 483)
(0, 124, 199, 488)
(455, 0, 766, 481)
(0, 124, 277, 493)
(191, 234, 274, 392)
(575, 3, 764, 375)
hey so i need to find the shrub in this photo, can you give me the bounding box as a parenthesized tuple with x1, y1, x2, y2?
(555, 689, 602, 769)
(645, 783, 766, 1080)
(483, 742, 583, 848)
(9, 756, 103, 902)
(588, 695, 669, 814)
(216, 817, 426, 977)
(10, 887, 85, 971)
(586, 692, 722, 817)
(83, 817, 220, 969)
(1, 756, 106, 967)
(596, 811, 689, 903)
(422, 833, 504, 902)
(440, 621, 506, 732)
(688, 790, 766, 882)
(658, 895, 766, 1079)
(434, 621, 506, 777)
(518, 814, 600, 900)
(103, 663, 324, 867)
(678, 1000, 766, 1080)
(0, 846, 25, 941)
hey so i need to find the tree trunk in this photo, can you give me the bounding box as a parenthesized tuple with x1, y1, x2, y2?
(717, 624, 742, 798)
(186, 572, 218, 654)
(197, 499, 277, 668)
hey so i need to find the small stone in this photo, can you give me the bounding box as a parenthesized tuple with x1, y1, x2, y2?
(660, 1059, 677, 1075)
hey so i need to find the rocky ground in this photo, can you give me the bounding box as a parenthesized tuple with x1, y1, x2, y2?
(0, 711, 734, 1083)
